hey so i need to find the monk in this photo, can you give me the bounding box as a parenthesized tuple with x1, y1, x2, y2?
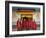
(22, 17, 28, 30)
(28, 19, 37, 30)
(16, 19, 22, 31)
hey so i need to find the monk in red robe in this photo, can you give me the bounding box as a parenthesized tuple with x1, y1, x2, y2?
(22, 17, 29, 30)
(16, 19, 22, 31)
(16, 17, 37, 31)
(28, 19, 37, 30)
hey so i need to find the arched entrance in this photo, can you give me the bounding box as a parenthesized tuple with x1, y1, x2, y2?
(16, 10, 33, 21)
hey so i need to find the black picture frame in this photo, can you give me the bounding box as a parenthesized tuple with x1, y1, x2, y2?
(5, 1, 45, 37)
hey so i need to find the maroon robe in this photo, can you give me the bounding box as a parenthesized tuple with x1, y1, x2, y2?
(28, 20, 37, 30)
(16, 20, 22, 30)
(22, 20, 28, 30)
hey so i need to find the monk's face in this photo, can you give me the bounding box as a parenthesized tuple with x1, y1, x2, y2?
(24, 19, 26, 21)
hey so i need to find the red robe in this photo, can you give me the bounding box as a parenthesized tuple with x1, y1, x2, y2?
(16, 20, 22, 30)
(28, 20, 37, 30)
(16, 20, 37, 30)
(22, 20, 28, 30)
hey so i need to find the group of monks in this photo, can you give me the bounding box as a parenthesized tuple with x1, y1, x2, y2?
(16, 17, 37, 31)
